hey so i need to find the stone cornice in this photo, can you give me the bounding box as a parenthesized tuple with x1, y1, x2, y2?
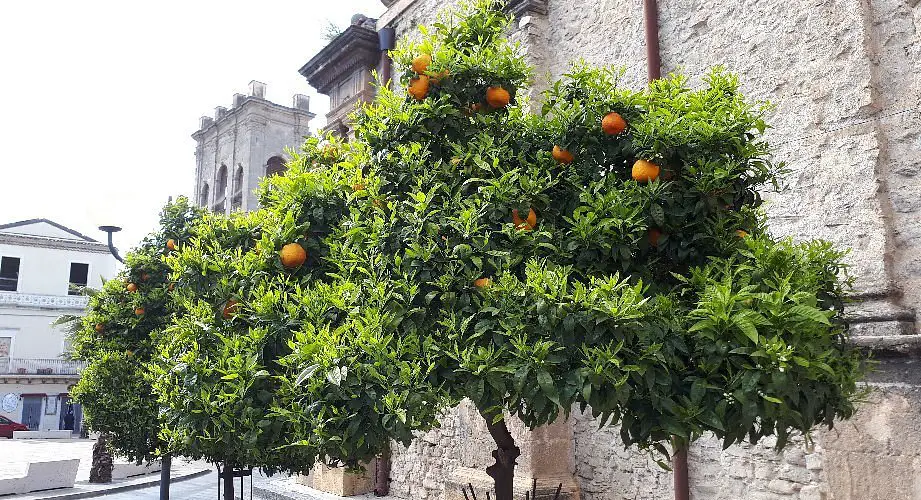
(0, 233, 110, 254)
(299, 25, 380, 94)
(192, 98, 315, 140)
(377, 0, 418, 29)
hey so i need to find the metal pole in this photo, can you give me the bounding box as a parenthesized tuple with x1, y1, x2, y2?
(643, 0, 662, 83)
(159, 454, 171, 500)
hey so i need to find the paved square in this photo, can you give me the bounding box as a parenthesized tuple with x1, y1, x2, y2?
(0, 439, 94, 481)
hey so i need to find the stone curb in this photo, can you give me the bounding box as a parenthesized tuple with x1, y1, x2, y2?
(23, 467, 211, 500)
(252, 485, 328, 500)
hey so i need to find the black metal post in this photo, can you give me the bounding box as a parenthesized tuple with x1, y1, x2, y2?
(159, 454, 171, 500)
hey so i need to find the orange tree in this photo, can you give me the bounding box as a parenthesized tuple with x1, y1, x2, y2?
(149, 142, 450, 500)
(161, 2, 864, 499)
(66, 197, 202, 467)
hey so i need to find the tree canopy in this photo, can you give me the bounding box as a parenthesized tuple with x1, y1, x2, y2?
(70, 2, 864, 498)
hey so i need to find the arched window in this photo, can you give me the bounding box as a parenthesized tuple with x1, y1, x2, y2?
(216, 164, 228, 196)
(214, 165, 228, 212)
(266, 156, 286, 177)
(231, 165, 244, 210)
(200, 183, 210, 206)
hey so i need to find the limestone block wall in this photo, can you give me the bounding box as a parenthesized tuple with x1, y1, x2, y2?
(378, 0, 921, 499)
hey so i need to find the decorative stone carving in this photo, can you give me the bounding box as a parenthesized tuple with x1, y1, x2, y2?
(299, 22, 380, 138)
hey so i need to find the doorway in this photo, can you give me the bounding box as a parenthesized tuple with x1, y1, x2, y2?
(21, 395, 42, 430)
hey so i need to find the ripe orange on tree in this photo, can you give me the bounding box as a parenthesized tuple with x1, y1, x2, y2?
(602, 112, 628, 135)
(632, 159, 660, 182)
(485, 86, 510, 108)
(94, 323, 105, 334)
(552, 145, 574, 164)
(280, 243, 307, 269)
(168, 282, 175, 292)
(648, 229, 662, 247)
(126, 282, 138, 293)
(736, 230, 749, 238)
(408, 75, 431, 100)
(412, 54, 431, 74)
(166, 239, 177, 251)
(512, 208, 537, 231)
(474, 278, 491, 288)
(134, 307, 145, 316)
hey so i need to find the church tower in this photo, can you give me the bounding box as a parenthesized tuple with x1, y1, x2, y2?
(192, 81, 315, 213)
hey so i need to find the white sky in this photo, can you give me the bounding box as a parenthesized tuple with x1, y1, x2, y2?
(0, 1, 386, 253)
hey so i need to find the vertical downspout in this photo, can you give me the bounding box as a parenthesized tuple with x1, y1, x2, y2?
(643, 0, 662, 82)
(644, 5, 687, 499)
(378, 27, 396, 89)
(373, 28, 396, 498)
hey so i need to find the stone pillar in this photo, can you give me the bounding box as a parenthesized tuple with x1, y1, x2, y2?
(445, 413, 580, 500)
(505, 0, 551, 105)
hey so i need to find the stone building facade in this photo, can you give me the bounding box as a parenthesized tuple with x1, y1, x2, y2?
(298, 1, 921, 499)
(0, 219, 118, 433)
(192, 81, 315, 213)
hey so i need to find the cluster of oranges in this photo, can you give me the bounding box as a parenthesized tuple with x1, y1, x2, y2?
(407, 53, 511, 113)
(408, 55, 433, 100)
(551, 112, 661, 183)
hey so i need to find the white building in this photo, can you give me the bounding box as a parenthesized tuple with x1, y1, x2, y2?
(0, 219, 118, 431)
(192, 81, 315, 213)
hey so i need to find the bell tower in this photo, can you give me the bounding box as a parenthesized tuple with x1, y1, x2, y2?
(192, 80, 315, 213)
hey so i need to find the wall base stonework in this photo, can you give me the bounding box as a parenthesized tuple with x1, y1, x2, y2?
(296, 463, 374, 497)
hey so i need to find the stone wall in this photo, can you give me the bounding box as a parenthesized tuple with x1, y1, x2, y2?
(377, 0, 921, 498)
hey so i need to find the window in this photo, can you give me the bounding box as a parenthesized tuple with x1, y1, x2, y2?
(266, 156, 286, 177)
(231, 166, 244, 210)
(200, 182, 210, 206)
(0, 257, 20, 292)
(68, 263, 89, 295)
(216, 165, 228, 198)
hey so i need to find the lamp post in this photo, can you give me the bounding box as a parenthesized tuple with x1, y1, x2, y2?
(97, 225, 172, 500)
(97, 226, 125, 264)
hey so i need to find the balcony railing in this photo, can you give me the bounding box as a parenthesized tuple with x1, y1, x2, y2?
(3, 358, 86, 375)
(0, 291, 89, 310)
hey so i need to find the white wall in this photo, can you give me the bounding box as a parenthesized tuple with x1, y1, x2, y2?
(0, 243, 116, 296)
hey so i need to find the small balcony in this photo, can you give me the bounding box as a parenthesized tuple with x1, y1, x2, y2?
(3, 358, 86, 376)
(0, 291, 89, 310)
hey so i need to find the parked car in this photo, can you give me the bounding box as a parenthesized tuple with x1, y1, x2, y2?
(0, 415, 28, 438)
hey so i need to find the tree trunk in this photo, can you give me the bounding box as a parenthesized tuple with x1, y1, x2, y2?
(374, 445, 392, 496)
(673, 439, 689, 500)
(481, 411, 520, 500)
(89, 433, 113, 483)
(222, 463, 235, 500)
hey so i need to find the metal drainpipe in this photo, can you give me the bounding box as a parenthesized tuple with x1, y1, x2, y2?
(643, 0, 662, 83)
(643, 6, 689, 498)
(372, 27, 396, 499)
(378, 27, 396, 89)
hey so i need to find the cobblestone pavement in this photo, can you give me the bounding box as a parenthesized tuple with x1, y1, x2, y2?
(0, 439, 95, 481)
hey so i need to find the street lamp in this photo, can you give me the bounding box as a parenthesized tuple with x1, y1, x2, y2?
(97, 224, 171, 500)
(97, 226, 125, 264)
